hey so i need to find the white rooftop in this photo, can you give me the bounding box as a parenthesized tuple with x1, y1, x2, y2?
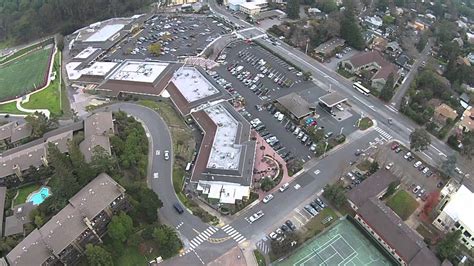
(444, 185, 474, 232)
(172, 67, 219, 103)
(108, 61, 169, 83)
(205, 104, 242, 171)
(240, 2, 260, 9)
(66, 61, 117, 80)
(197, 181, 250, 204)
(74, 47, 99, 59)
(82, 62, 117, 77)
(85, 24, 125, 42)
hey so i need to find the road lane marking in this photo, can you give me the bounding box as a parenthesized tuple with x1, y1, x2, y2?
(314, 169, 320, 175)
(294, 184, 301, 190)
(155, 150, 160, 155)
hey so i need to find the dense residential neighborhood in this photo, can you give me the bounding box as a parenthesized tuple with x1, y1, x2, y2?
(0, 0, 473, 265)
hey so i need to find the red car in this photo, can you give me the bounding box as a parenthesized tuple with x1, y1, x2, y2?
(391, 142, 399, 150)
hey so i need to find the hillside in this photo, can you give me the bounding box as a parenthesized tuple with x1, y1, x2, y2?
(0, 0, 151, 45)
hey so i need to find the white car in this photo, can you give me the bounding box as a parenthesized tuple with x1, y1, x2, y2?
(249, 210, 264, 223)
(263, 194, 274, 203)
(414, 161, 422, 168)
(164, 150, 170, 160)
(277, 113, 284, 121)
(279, 183, 289, 192)
(153, 173, 159, 179)
(385, 162, 394, 170)
(274, 111, 281, 118)
(269, 231, 278, 240)
(404, 152, 412, 159)
(422, 167, 429, 174)
(296, 72, 303, 76)
(413, 185, 421, 194)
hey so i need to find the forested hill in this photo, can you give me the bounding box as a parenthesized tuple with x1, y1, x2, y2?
(0, 0, 152, 44)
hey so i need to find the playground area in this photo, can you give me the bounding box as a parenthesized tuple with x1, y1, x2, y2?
(278, 218, 393, 266)
(0, 44, 53, 101)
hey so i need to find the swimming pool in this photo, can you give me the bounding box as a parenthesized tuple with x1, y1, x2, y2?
(27, 187, 51, 205)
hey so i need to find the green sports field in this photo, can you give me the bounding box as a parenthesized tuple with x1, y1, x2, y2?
(0, 46, 52, 100)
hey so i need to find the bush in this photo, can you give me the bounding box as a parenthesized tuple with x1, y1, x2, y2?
(261, 178, 275, 192)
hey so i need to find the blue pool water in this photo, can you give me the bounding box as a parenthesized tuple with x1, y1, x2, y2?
(27, 187, 51, 205)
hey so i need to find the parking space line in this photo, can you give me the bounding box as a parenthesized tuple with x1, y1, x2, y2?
(293, 215, 305, 226)
(295, 208, 309, 222)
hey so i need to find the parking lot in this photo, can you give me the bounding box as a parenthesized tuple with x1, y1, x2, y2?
(105, 14, 232, 61)
(208, 41, 359, 162)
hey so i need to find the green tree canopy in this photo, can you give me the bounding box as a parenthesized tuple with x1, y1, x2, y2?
(380, 73, 395, 102)
(436, 230, 461, 261)
(153, 225, 183, 258)
(85, 244, 114, 266)
(410, 128, 431, 151)
(25, 111, 57, 138)
(323, 183, 346, 207)
(107, 212, 134, 243)
(286, 0, 300, 19)
(339, 3, 364, 50)
(148, 42, 162, 56)
(441, 155, 457, 177)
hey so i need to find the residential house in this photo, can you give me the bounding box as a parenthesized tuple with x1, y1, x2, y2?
(369, 36, 388, 52)
(340, 51, 400, 91)
(385, 41, 402, 56)
(458, 106, 474, 133)
(460, 92, 470, 109)
(433, 103, 458, 125)
(6, 173, 129, 265)
(0, 122, 32, 146)
(313, 38, 345, 59)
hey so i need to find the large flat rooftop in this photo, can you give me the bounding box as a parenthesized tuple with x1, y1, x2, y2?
(108, 61, 169, 83)
(74, 47, 99, 59)
(171, 67, 220, 103)
(84, 24, 125, 42)
(205, 104, 242, 171)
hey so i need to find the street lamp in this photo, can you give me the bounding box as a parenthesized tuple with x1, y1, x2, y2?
(305, 38, 310, 55)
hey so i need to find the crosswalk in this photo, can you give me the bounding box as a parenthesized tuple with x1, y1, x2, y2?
(222, 224, 246, 244)
(256, 238, 270, 254)
(188, 226, 218, 250)
(374, 126, 393, 141)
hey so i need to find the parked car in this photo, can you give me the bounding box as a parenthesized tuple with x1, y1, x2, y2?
(404, 152, 412, 160)
(285, 220, 296, 231)
(263, 194, 274, 203)
(414, 161, 422, 168)
(304, 205, 318, 216)
(315, 197, 326, 208)
(279, 183, 289, 192)
(385, 162, 394, 170)
(412, 185, 421, 194)
(164, 150, 170, 160)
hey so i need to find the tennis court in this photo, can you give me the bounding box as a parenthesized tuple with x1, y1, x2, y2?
(278, 219, 392, 266)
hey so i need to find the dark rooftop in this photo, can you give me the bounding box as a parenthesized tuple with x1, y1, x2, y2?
(276, 92, 312, 119)
(347, 169, 399, 208)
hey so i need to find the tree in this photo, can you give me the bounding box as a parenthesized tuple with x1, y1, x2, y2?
(85, 244, 114, 266)
(369, 161, 379, 174)
(410, 128, 431, 151)
(147, 42, 161, 56)
(25, 112, 56, 138)
(380, 73, 395, 102)
(126, 184, 163, 224)
(153, 225, 183, 259)
(302, 71, 311, 81)
(260, 178, 275, 192)
(107, 212, 134, 243)
(270, 232, 299, 258)
(286, 0, 300, 19)
(323, 183, 346, 208)
(441, 155, 457, 177)
(56, 34, 64, 51)
(383, 181, 400, 199)
(318, 0, 338, 13)
(436, 230, 461, 261)
(339, 3, 364, 50)
(461, 131, 474, 159)
(376, 0, 389, 11)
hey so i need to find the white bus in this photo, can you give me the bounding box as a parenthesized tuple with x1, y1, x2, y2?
(353, 82, 370, 96)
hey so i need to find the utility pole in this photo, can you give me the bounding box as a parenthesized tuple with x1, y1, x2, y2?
(323, 141, 329, 158)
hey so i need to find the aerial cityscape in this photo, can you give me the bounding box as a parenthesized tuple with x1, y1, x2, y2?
(0, 0, 473, 265)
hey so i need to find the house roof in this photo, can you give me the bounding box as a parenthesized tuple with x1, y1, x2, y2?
(276, 92, 313, 119)
(6, 173, 125, 265)
(0, 122, 32, 143)
(442, 185, 474, 233)
(347, 51, 389, 68)
(347, 169, 399, 207)
(80, 112, 114, 162)
(460, 106, 474, 131)
(358, 198, 440, 265)
(434, 103, 458, 120)
(314, 38, 345, 55)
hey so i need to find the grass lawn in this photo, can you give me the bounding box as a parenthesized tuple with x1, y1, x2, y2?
(14, 184, 40, 205)
(0, 101, 26, 115)
(356, 159, 371, 172)
(358, 117, 373, 130)
(254, 249, 267, 266)
(0, 46, 52, 100)
(22, 51, 61, 116)
(115, 244, 157, 266)
(386, 190, 419, 221)
(301, 208, 338, 241)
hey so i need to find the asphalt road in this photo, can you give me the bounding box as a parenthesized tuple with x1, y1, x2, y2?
(208, 1, 470, 187)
